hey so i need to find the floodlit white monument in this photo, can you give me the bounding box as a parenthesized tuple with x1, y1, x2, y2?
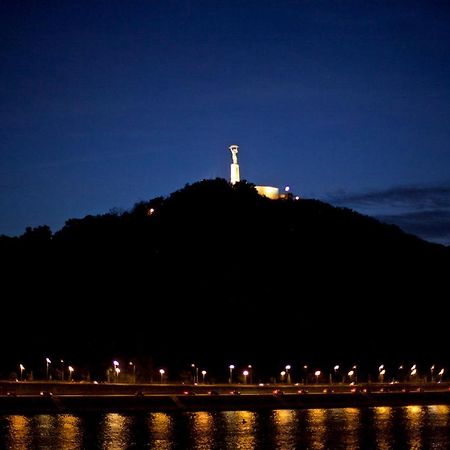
(229, 144, 240, 184)
(228, 143, 282, 199)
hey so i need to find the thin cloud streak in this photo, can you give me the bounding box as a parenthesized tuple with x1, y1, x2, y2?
(326, 183, 450, 246)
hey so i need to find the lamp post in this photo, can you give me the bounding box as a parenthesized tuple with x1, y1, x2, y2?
(201, 370, 207, 383)
(280, 370, 286, 383)
(248, 365, 253, 384)
(285, 365, 291, 384)
(243, 370, 249, 384)
(229, 365, 235, 384)
(378, 364, 385, 382)
(333, 365, 339, 384)
(68, 366, 74, 381)
(438, 368, 444, 382)
(113, 360, 119, 382)
(19, 364, 25, 381)
(411, 364, 417, 380)
(61, 359, 64, 381)
(315, 370, 321, 384)
(348, 370, 354, 383)
(129, 361, 136, 383)
(398, 365, 404, 382)
(303, 365, 308, 385)
(46, 358, 51, 380)
(430, 365, 435, 382)
(159, 369, 165, 384)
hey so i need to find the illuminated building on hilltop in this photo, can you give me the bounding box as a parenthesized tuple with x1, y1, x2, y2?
(228, 144, 295, 200)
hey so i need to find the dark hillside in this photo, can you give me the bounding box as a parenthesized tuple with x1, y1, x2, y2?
(1, 179, 448, 380)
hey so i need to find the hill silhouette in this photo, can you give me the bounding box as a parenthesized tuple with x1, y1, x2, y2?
(1, 178, 449, 382)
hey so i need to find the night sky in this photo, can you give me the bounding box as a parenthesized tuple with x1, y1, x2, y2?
(1, 1, 449, 245)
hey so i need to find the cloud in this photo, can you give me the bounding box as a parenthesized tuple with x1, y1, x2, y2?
(326, 184, 450, 246)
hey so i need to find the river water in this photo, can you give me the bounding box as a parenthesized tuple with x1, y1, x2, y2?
(1, 405, 449, 449)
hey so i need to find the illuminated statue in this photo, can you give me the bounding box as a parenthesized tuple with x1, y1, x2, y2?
(229, 144, 240, 184)
(230, 144, 238, 164)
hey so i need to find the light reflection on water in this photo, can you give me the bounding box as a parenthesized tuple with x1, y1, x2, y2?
(1, 405, 450, 449)
(374, 406, 393, 450)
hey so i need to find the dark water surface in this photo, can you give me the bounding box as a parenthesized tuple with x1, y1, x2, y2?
(1, 405, 449, 449)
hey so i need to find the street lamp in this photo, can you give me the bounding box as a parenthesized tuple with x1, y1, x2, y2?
(68, 366, 74, 381)
(190, 364, 199, 384)
(19, 364, 25, 381)
(352, 365, 358, 383)
(61, 359, 64, 381)
(229, 365, 235, 384)
(159, 369, 165, 384)
(303, 365, 308, 385)
(438, 368, 444, 382)
(315, 370, 321, 384)
(285, 365, 291, 384)
(243, 370, 249, 384)
(348, 370, 355, 383)
(191, 364, 196, 383)
(378, 364, 385, 382)
(280, 371, 286, 383)
(129, 361, 136, 383)
(314, 370, 322, 384)
(398, 365, 404, 382)
(113, 360, 120, 382)
(46, 358, 51, 380)
(430, 365, 435, 382)
(334, 365, 339, 383)
(202, 370, 207, 383)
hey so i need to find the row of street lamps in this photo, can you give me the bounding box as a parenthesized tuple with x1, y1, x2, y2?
(16, 359, 447, 384)
(19, 358, 74, 382)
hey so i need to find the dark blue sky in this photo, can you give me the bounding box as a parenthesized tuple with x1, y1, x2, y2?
(1, 1, 450, 245)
